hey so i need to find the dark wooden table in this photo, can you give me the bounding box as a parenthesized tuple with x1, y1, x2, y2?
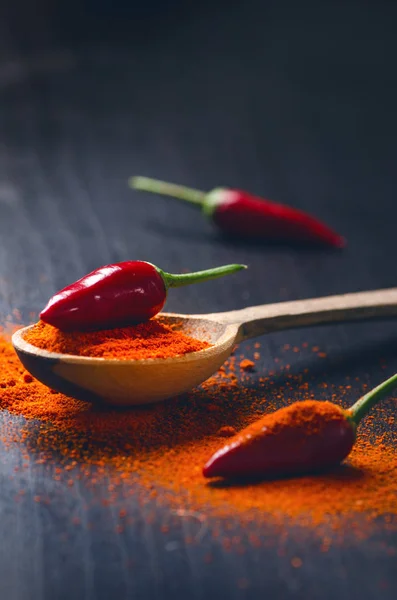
(0, 1, 396, 598)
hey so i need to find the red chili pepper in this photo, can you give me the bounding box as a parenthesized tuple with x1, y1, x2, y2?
(203, 374, 397, 479)
(40, 261, 246, 332)
(130, 176, 345, 247)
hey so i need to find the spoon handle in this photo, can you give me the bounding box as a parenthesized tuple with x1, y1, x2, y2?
(207, 287, 397, 341)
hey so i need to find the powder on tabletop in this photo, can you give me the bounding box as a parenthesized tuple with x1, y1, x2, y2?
(23, 319, 210, 360)
(240, 359, 255, 371)
(217, 426, 238, 437)
(0, 331, 396, 541)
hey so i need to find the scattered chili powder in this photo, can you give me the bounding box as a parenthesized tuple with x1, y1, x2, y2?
(23, 318, 210, 359)
(0, 330, 396, 546)
(240, 359, 255, 371)
(291, 557, 303, 568)
(217, 426, 237, 437)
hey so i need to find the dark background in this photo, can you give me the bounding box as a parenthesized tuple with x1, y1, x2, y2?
(0, 1, 396, 598)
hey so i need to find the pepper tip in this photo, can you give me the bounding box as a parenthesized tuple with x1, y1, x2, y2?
(336, 236, 347, 249)
(203, 453, 226, 478)
(202, 462, 214, 478)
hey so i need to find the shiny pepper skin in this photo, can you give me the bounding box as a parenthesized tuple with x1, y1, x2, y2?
(40, 260, 245, 332)
(40, 261, 166, 332)
(203, 401, 356, 479)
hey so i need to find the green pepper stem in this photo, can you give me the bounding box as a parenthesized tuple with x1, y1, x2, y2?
(129, 176, 206, 207)
(349, 373, 397, 425)
(159, 264, 247, 289)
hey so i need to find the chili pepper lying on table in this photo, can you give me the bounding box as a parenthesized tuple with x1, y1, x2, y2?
(40, 261, 246, 332)
(130, 176, 345, 247)
(203, 373, 397, 479)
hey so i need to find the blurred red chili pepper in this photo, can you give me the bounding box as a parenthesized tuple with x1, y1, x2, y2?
(130, 176, 345, 247)
(203, 373, 397, 479)
(40, 261, 246, 332)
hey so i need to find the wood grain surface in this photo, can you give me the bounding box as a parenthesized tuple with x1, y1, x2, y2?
(0, 1, 396, 598)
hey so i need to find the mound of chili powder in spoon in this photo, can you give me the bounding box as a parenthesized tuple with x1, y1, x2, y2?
(23, 318, 210, 359)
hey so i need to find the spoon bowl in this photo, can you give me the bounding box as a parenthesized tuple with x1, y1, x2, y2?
(12, 287, 397, 406)
(12, 315, 240, 406)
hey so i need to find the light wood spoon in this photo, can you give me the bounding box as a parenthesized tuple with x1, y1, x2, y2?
(12, 287, 397, 406)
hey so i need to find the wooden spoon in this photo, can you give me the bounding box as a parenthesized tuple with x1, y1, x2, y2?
(12, 287, 397, 406)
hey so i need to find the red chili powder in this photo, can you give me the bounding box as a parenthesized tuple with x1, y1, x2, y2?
(0, 332, 396, 542)
(239, 359, 255, 371)
(23, 318, 210, 359)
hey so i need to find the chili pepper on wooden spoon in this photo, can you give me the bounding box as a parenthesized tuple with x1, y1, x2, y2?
(130, 176, 345, 247)
(203, 373, 397, 479)
(13, 287, 397, 406)
(40, 261, 246, 332)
